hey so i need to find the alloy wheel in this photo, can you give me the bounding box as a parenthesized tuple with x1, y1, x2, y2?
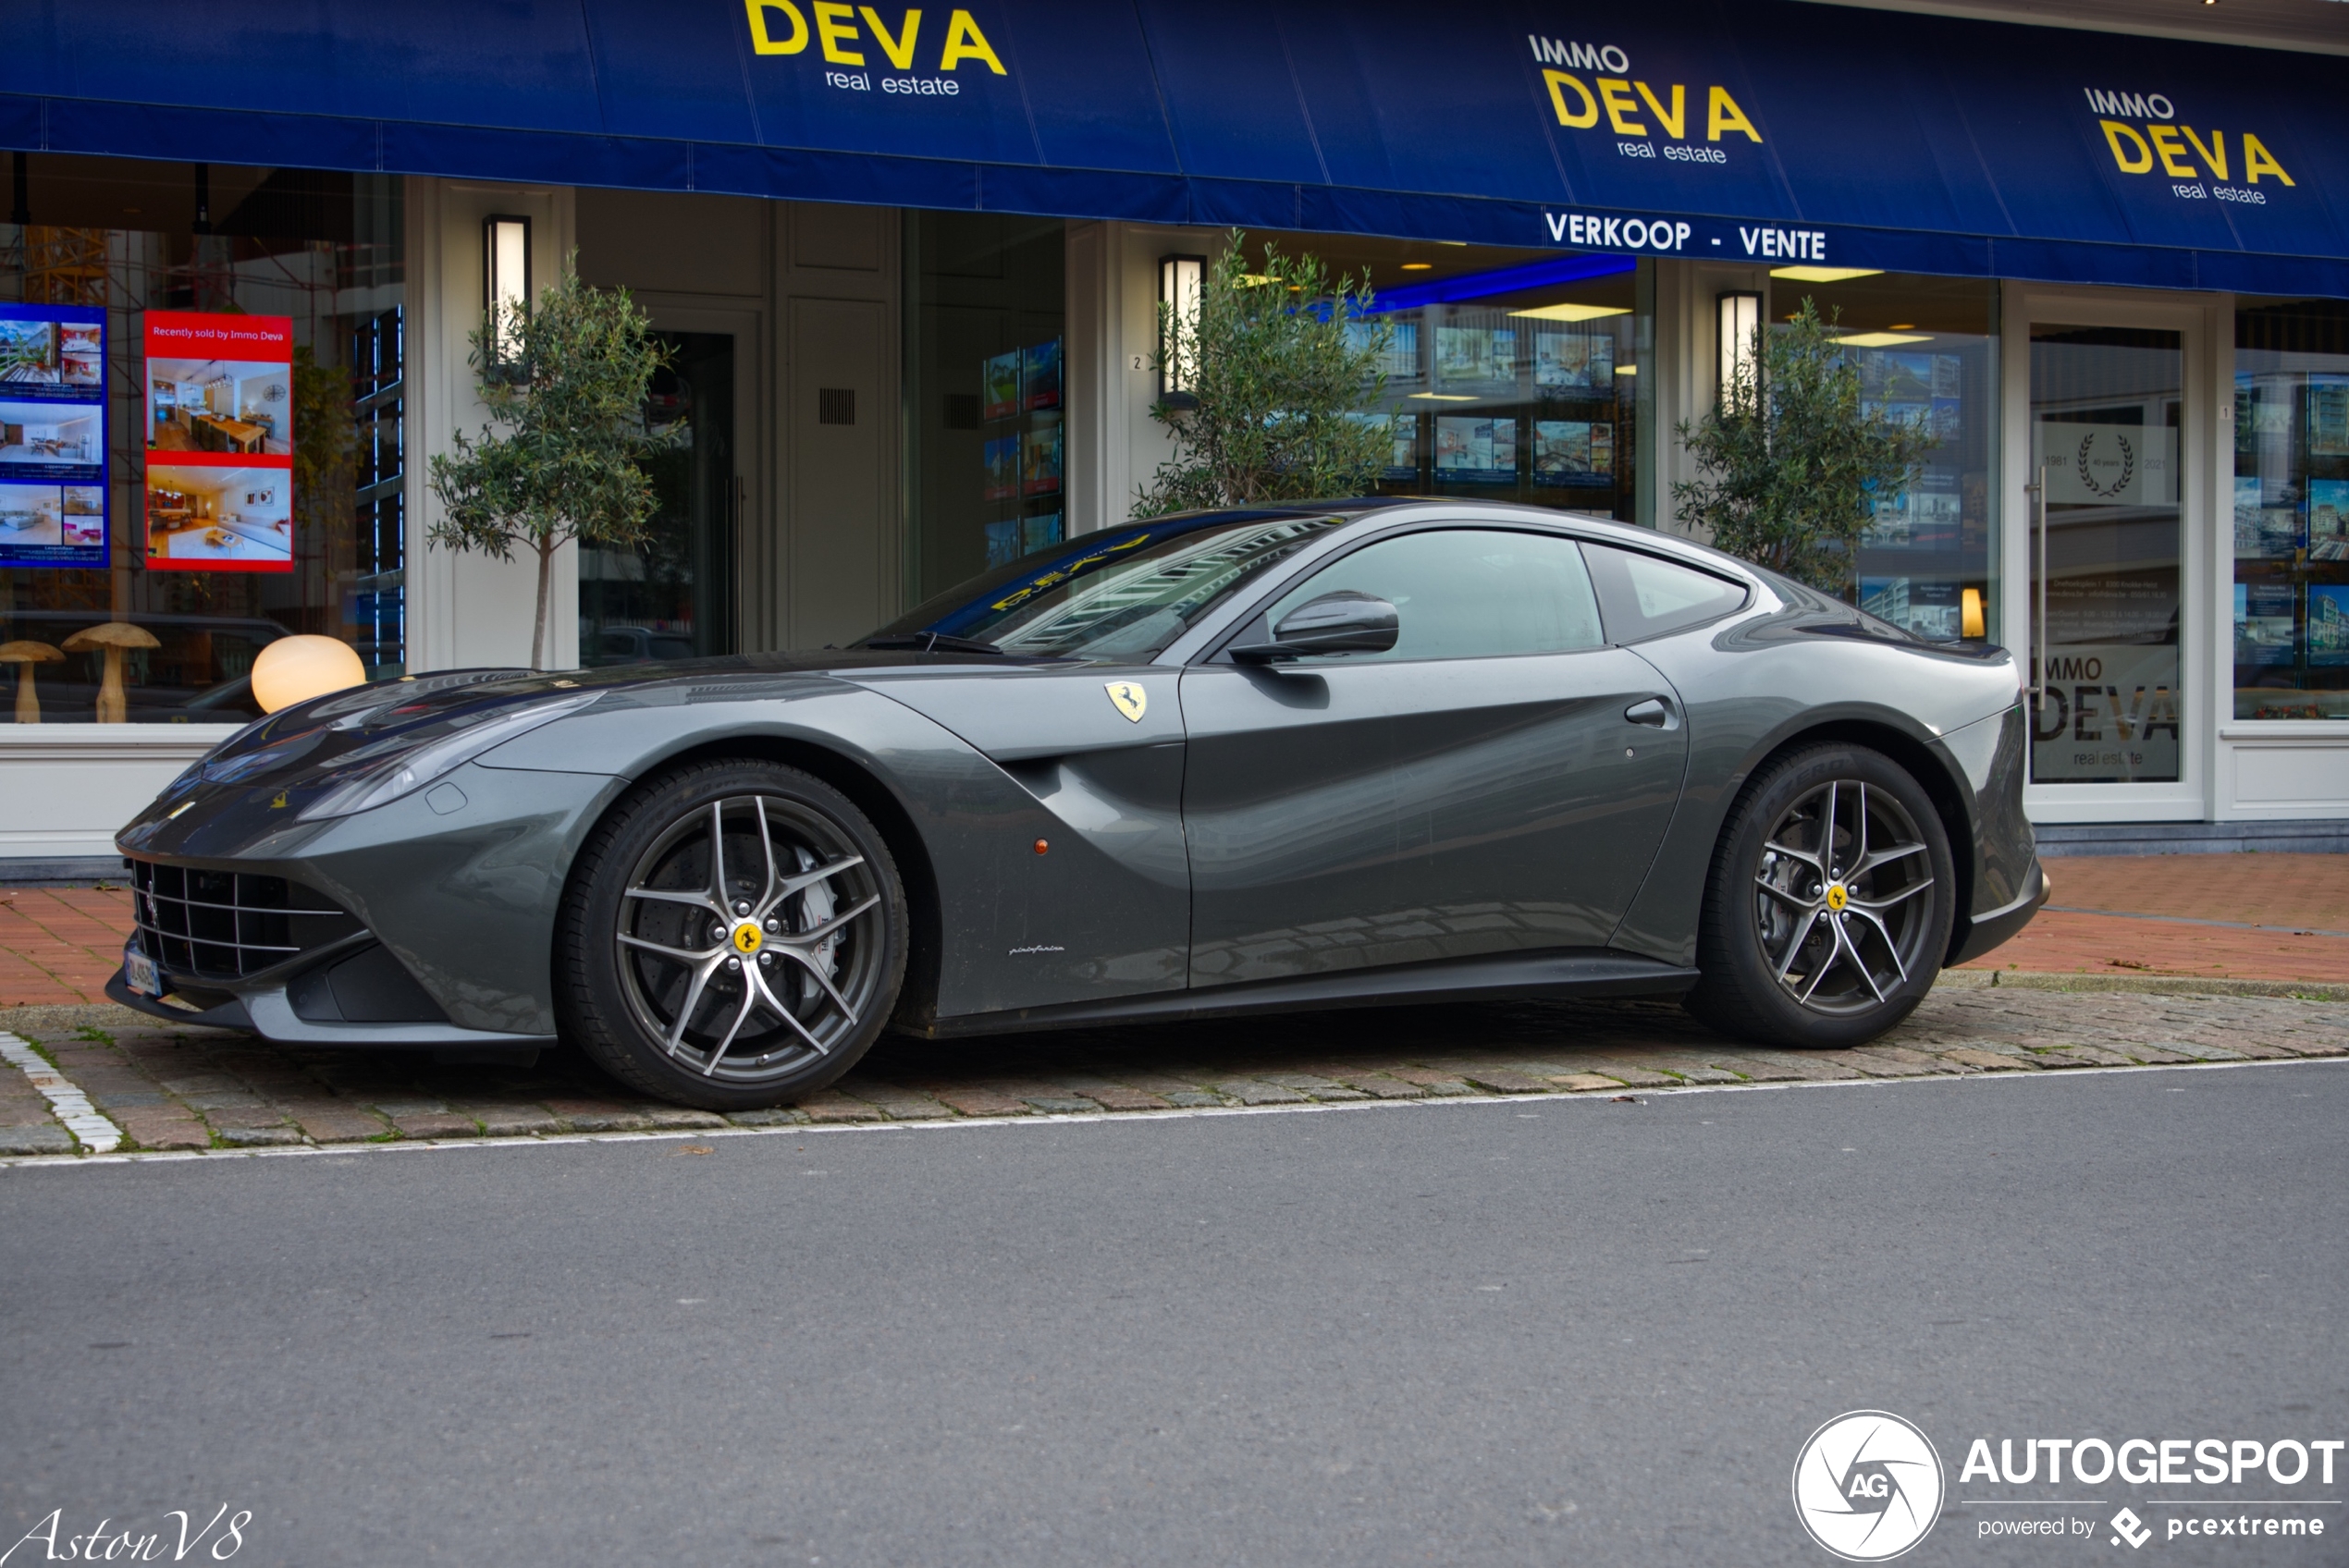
(1750, 778, 1937, 1016)
(612, 792, 888, 1082)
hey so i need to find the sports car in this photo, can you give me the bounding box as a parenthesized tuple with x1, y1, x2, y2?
(110, 499, 2046, 1110)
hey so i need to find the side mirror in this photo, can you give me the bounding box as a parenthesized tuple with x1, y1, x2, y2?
(1230, 591, 1399, 664)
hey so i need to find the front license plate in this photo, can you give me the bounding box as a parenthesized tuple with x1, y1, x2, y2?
(123, 942, 161, 998)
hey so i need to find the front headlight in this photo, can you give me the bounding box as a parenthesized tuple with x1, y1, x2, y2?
(297, 693, 598, 821)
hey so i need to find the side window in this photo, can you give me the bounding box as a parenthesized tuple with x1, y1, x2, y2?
(1583, 544, 1749, 643)
(1258, 528, 1605, 661)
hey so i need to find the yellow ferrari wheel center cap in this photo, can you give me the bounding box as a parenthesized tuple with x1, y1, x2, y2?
(731, 922, 764, 955)
(1825, 883, 1849, 913)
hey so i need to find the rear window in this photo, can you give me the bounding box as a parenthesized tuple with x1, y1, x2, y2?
(1584, 544, 1749, 643)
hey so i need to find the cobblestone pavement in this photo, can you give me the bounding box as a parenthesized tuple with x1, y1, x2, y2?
(3, 984, 2343, 1158)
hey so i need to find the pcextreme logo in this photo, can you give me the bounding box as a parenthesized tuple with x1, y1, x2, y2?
(744, 1, 1006, 96)
(1526, 34, 1762, 168)
(2081, 87, 2292, 207)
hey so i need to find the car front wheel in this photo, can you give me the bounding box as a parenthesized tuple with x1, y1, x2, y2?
(557, 759, 906, 1110)
(1686, 743, 1956, 1049)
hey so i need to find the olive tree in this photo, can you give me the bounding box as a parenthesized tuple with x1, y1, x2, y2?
(427, 260, 669, 669)
(1673, 298, 1936, 596)
(1135, 233, 1396, 515)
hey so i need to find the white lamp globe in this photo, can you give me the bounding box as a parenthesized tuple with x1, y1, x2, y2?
(251, 635, 368, 714)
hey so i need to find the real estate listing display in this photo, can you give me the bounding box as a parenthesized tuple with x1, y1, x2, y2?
(144, 311, 296, 573)
(979, 337, 1065, 567)
(0, 303, 109, 569)
(2232, 339, 2349, 717)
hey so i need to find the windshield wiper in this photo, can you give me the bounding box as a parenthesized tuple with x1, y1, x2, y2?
(858, 632, 1007, 656)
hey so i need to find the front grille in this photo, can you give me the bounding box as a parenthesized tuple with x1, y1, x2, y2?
(130, 861, 365, 981)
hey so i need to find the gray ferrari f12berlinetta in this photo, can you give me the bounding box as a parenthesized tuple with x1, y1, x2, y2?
(113, 500, 2045, 1109)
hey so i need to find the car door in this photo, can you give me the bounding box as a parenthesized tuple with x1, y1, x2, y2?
(1180, 526, 1689, 988)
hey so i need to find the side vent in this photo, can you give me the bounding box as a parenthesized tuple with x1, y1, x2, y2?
(818, 387, 856, 425)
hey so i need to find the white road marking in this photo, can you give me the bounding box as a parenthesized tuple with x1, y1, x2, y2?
(0, 1053, 2339, 1172)
(0, 1031, 124, 1154)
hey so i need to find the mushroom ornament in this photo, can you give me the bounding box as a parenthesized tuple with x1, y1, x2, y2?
(0, 639, 64, 724)
(61, 621, 160, 723)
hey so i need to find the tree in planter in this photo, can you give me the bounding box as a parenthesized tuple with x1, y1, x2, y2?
(1673, 298, 1937, 597)
(1135, 234, 1396, 515)
(427, 261, 669, 670)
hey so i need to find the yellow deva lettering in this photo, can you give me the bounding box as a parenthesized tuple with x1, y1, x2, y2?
(940, 9, 1006, 73)
(1705, 84, 1761, 143)
(2147, 124, 2197, 179)
(2242, 133, 2294, 185)
(859, 7, 921, 69)
(1633, 81, 1685, 141)
(2180, 127, 2228, 182)
(744, 0, 809, 55)
(1596, 78, 1646, 136)
(1543, 69, 1598, 129)
(2100, 119, 2153, 174)
(813, 1, 863, 63)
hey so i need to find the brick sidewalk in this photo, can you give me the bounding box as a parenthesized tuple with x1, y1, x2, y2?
(4, 986, 2343, 1158)
(1958, 853, 2349, 981)
(0, 885, 133, 1007)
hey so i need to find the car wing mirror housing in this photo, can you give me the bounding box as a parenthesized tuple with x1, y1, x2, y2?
(1230, 591, 1399, 664)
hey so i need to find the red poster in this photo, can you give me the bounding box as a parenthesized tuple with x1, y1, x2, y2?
(142, 312, 296, 573)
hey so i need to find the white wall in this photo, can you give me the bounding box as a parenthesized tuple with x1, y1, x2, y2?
(1064, 220, 1229, 536)
(406, 177, 581, 673)
(0, 728, 224, 862)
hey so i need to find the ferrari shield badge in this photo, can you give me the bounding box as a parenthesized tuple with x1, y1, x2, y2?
(1104, 680, 1148, 723)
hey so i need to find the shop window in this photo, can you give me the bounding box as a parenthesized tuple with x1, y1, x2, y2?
(1761, 273, 1999, 645)
(904, 213, 1064, 602)
(578, 332, 736, 665)
(0, 153, 401, 724)
(1257, 231, 1646, 524)
(2233, 298, 2349, 720)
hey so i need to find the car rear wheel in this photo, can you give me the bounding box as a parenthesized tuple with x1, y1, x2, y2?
(1685, 743, 1955, 1049)
(557, 759, 906, 1110)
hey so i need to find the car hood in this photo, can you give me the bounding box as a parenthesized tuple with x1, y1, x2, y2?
(147, 649, 1025, 806)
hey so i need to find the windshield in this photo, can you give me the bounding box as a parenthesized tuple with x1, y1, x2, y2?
(864, 512, 1347, 661)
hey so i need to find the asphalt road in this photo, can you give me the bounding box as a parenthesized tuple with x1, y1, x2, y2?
(2, 1060, 2343, 1568)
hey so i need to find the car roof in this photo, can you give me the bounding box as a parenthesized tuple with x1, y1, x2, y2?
(1288, 497, 1764, 583)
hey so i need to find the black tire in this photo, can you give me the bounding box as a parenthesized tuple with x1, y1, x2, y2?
(556, 758, 906, 1111)
(1685, 743, 1956, 1049)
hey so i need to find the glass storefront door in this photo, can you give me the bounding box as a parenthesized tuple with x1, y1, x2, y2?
(2026, 325, 2185, 786)
(578, 329, 736, 666)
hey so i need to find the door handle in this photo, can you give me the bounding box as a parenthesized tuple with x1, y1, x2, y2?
(1624, 698, 1673, 729)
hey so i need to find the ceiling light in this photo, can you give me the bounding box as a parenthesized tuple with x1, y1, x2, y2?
(1508, 302, 1632, 322)
(1834, 331, 1933, 348)
(1615, 364, 1638, 375)
(1769, 266, 1883, 283)
(1408, 392, 1479, 400)
(1400, 263, 1434, 271)
(1888, 323, 1916, 330)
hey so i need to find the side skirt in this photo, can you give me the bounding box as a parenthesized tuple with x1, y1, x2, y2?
(914, 949, 1702, 1040)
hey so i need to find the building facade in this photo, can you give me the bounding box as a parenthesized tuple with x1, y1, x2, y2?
(4, 0, 2346, 870)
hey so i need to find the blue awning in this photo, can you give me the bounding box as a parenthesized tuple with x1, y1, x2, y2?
(9, 0, 2347, 296)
